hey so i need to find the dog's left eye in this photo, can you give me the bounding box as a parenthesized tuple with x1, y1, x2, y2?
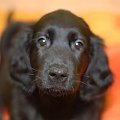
(74, 39, 84, 50)
(37, 36, 49, 47)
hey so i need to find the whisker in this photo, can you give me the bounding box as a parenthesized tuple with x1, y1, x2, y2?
(80, 81, 89, 86)
(30, 67, 39, 72)
(74, 78, 90, 87)
(28, 73, 35, 76)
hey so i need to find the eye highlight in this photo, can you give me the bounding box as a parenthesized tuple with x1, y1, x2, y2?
(74, 39, 84, 50)
(37, 36, 50, 47)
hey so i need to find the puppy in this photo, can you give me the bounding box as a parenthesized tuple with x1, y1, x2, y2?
(0, 10, 113, 120)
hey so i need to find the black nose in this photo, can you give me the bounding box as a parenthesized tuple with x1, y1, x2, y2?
(48, 66, 68, 82)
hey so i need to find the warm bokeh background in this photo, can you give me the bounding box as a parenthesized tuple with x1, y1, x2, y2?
(0, 0, 120, 120)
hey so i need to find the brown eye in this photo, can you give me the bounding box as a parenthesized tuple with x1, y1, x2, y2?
(74, 40, 84, 50)
(38, 36, 48, 47)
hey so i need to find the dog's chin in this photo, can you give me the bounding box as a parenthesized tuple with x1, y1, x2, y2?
(39, 87, 78, 98)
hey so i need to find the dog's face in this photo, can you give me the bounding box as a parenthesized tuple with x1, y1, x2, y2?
(30, 11, 90, 97)
(9, 10, 112, 100)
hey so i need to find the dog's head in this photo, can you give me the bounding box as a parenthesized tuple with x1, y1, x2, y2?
(9, 10, 113, 100)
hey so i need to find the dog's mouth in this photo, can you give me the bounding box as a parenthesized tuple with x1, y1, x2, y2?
(39, 87, 78, 98)
(35, 73, 80, 97)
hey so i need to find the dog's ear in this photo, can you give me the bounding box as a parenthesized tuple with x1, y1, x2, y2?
(9, 28, 36, 93)
(80, 35, 113, 101)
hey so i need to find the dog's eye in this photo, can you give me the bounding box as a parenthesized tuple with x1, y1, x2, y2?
(38, 36, 49, 47)
(74, 39, 84, 50)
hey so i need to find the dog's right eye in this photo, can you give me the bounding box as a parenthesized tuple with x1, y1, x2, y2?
(37, 36, 50, 47)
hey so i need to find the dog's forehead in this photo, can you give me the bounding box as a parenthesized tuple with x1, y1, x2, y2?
(40, 10, 81, 26)
(33, 10, 90, 32)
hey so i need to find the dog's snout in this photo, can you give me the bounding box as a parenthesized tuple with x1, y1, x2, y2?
(48, 66, 68, 82)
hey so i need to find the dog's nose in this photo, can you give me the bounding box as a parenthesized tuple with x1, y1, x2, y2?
(48, 66, 68, 82)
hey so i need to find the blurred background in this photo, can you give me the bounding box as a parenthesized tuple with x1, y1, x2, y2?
(0, 0, 120, 120)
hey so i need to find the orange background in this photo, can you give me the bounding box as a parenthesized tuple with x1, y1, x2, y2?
(0, 0, 120, 120)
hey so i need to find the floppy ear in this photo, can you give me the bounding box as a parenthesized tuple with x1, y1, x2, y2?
(80, 35, 113, 101)
(9, 28, 36, 93)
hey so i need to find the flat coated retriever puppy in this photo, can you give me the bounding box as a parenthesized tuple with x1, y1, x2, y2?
(0, 10, 113, 120)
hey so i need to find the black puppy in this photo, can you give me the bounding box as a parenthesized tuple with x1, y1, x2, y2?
(0, 10, 113, 120)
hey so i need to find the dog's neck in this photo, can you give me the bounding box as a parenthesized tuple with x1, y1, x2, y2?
(29, 90, 80, 119)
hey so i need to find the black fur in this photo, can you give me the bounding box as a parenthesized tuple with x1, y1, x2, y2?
(0, 10, 113, 120)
